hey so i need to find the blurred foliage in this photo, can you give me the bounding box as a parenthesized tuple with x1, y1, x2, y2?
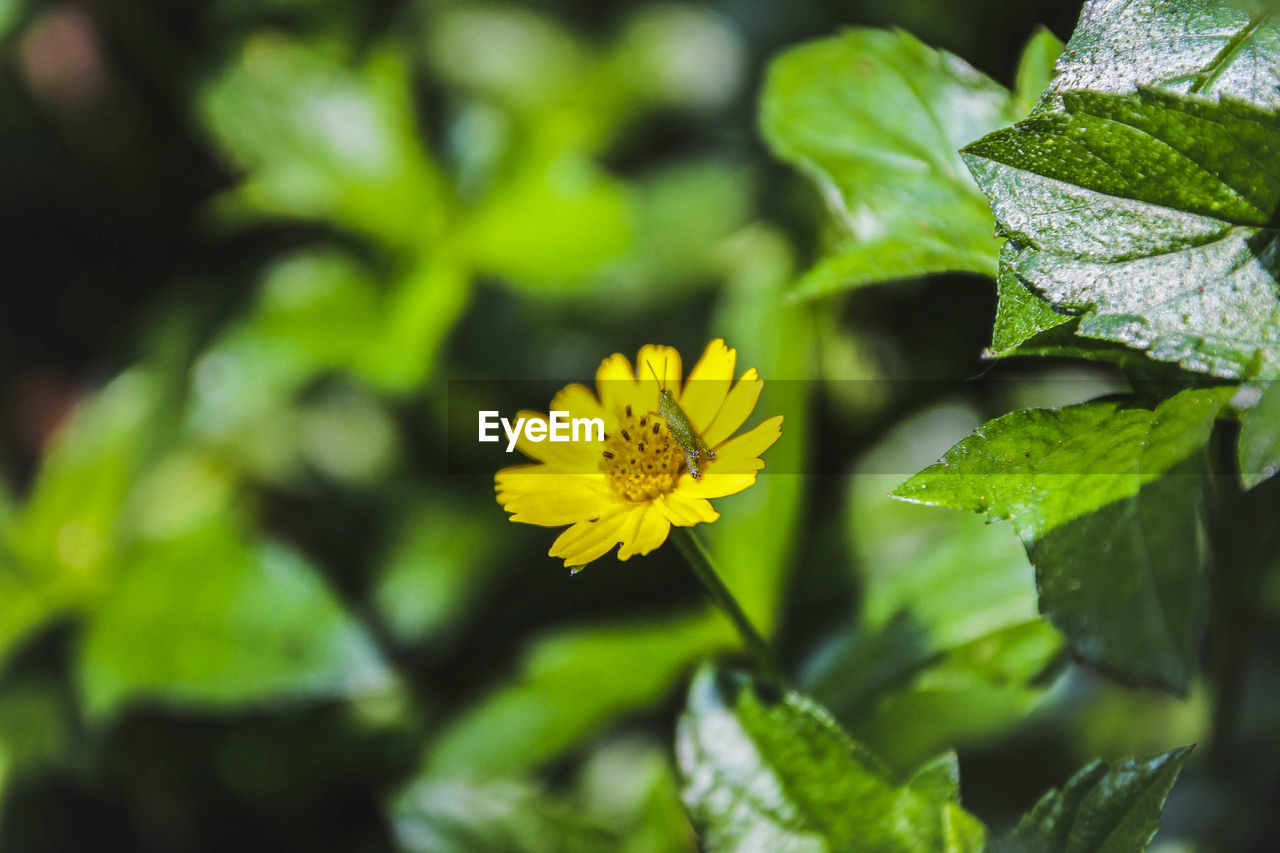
(1, 0, 1277, 850)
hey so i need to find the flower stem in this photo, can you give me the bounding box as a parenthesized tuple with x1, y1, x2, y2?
(672, 527, 786, 685)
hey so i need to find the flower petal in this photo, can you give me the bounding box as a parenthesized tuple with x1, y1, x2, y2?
(680, 339, 735, 432)
(596, 353, 638, 421)
(513, 410, 599, 468)
(616, 503, 672, 560)
(711, 414, 783, 463)
(496, 466, 621, 525)
(656, 492, 720, 526)
(635, 345, 682, 412)
(550, 382, 608, 425)
(549, 505, 638, 567)
(676, 470, 759, 500)
(703, 369, 764, 448)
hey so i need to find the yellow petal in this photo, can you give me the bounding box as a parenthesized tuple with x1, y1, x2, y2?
(513, 410, 599, 468)
(616, 503, 672, 560)
(676, 470, 759, 500)
(635, 345, 682, 411)
(656, 492, 720, 526)
(596, 353, 638, 420)
(711, 414, 783, 462)
(595, 353, 659, 427)
(550, 382, 608, 425)
(549, 505, 638, 567)
(703, 369, 763, 448)
(496, 467, 621, 526)
(680, 339, 735, 432)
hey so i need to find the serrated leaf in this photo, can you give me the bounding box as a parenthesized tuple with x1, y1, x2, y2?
(998, 747, 1192, 853)
(78, 520, 394, 718)
(990, 236, 1073, 351)
(1238, 381, 1280, 487)
(1040, 1, 1280, 108)
(676, 664, 986, 853)
(967, 0, 1280, 376)
(964, 88, 1280, 379)
(761, 28, 1014, 300)
(894, 388, 1233, 690)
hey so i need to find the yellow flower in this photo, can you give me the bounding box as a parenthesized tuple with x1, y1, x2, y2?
(495, 340, 783, 569)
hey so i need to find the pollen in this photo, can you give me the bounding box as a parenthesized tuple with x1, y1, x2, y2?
(601, 410, 685, 501)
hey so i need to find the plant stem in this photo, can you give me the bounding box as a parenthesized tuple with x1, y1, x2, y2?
(673, 527, 786, 685)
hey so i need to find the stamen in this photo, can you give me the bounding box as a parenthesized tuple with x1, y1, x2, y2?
(599, 408, 685, 501)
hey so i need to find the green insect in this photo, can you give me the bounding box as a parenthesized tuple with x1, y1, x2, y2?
(649, 363, 716, 479)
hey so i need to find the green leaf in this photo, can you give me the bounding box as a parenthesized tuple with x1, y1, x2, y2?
(999, 747, 1193, 853)
(1014, 26, 1065, 113)
(392, 778, 617, 853)
(1039, 1, 1280, 108)
(372, 496, 509, 647)
(966, 0, 1280, 376)
(78, 520, 394, 718)
(1238, 382, 1280, 487)
(460, 147, 633, 290)
(424, 615, 731, 778)
(201, 38, 443, 247)
(894, 388, 1234, 690)
(676, 664, 986, 852)
(964, 88, 1280, 379)
(12, 372, 158, 581)
(0, 372, 166, 671)
(760, 28, 1015, 301)
(394, 738, 692, 853)
(990, 246, 1073, 354)
(352, 251, 471, 393)
(806, 406, 1062, 769)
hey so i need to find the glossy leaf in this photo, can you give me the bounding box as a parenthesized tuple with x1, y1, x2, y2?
(760, 28, 1015, 300)
(894, 388, 1234, 690)
(965, 89, 1280, 378)
(676, 664, 986, 852)
(1039, 0, 1280, 108)
(998, 747, 1192, 853)
(968, 0, 1280, 375)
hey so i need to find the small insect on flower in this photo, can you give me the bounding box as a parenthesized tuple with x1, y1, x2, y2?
(649, 361, 716, 479)
(495, 340, 783, 570)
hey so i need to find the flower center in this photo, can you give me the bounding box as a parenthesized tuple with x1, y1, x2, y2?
(600, 407, 686, 501)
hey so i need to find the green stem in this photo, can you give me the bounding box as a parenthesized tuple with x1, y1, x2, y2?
(673, 527, 786, 685)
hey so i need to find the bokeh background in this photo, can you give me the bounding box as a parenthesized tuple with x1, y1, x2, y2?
(4, 0, 1276, 850)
